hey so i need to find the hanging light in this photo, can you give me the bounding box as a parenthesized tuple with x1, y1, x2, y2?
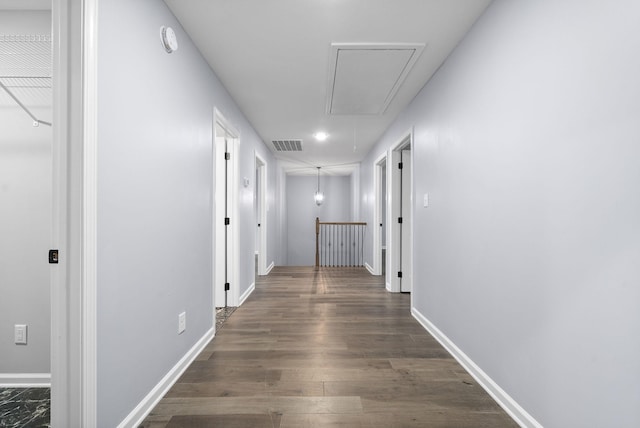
(314, 166, 324, 206)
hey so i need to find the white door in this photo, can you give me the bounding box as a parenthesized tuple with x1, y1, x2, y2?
(214, 112, 239, 308)
(255, 154, 267, 276)
(373, 154, 386, 277)
(389, 133, 413, 293)
(400, 148, 412, 292)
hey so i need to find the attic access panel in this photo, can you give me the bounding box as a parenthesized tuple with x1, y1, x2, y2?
(326, 43, 424, 115)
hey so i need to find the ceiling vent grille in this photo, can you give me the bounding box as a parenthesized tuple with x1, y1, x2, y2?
(272, 139, 303, 152)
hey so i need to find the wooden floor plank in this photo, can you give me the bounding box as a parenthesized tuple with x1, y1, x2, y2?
(141, 266, 517, 427)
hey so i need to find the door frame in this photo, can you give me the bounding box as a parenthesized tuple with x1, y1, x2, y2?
(255, 152, 268, 276)
(213, 108, 240, 308)
(399, 147, 413, 293)
(388, 129, 413, 293)
(372, 152, 387, 277)
(51, 0, 98, 426)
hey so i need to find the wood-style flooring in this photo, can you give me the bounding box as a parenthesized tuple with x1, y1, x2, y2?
(141, 267, 517, 428)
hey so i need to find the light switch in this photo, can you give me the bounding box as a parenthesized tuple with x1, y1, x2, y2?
(423, 193, 429, 208)
(15, 324, 27, 345)
(178, 312, 186, 334)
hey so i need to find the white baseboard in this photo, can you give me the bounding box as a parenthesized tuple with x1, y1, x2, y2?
(386, 281, 392, 292)
(411, 308, 542, 428)
(365, 262, 374, 275)
(239, 282, 255, 306)
(0, 373, 51, 387)
(117, 327, 215, 428)
(265, 261, 274, 275)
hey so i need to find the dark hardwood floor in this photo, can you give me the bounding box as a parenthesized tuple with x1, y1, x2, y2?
(141, 267, 517, 427)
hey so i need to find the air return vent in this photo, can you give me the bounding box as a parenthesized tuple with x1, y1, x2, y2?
(272, 140, 303, 152)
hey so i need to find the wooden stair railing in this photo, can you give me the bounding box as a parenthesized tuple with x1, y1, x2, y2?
(315, 217, 367, 268)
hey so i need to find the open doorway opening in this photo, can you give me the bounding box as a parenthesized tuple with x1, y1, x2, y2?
(0, 5, 53, 388)
(389, 131, 413, 293)
(214, 109, 239, 308)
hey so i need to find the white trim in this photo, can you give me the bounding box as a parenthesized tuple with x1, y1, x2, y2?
(0, 373, 51, 387)
(51, 0, 70, 423)
(365, 262, 375, 275)
(385, 282, 392, 292)
(265, 261, 275, 275)
(239, 282, 255, 306)
(52, 0, 91, 426)
(82, 0, 99, 425)
(117, 328, 215, 428)
(411, 308, 542, 428)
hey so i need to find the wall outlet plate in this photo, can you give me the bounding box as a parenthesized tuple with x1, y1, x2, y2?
(178, 312, 186, 334)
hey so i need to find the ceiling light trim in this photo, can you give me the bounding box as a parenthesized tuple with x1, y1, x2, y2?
(325, 43, 425, 116)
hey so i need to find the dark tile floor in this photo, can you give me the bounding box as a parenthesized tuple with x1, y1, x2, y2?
(215, 306, 237, 331)
(0, 309, 236, 428)
(0, 387, 50, 428)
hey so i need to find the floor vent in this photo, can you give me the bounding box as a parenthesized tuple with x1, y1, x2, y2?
(272, 139, 303, 152)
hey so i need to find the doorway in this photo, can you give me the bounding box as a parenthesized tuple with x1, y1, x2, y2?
(214, 109, 239, 308)
(389, 131, 413, 293)
(0, 6, 53, 387)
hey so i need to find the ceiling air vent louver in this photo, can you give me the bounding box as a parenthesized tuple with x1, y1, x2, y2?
(272, 140, 303, 152)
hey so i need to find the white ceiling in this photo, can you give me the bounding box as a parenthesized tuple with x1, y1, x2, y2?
(165, 0, 492, 175)
(1, 1, 492, 175)
(0, 0, 49, 10)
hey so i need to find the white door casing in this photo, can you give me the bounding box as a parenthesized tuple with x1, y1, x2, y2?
(214, 109, 240, 308)
(388, 130, 413, 293)
(51, 0, 98, 426)
(372, 152, 387, 277)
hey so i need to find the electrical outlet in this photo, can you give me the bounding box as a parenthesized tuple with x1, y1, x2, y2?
(15, 324, 27, 345)
(178, 312, 186, 334)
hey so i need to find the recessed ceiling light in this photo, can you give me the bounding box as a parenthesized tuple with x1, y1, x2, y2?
(314, 132, 329, 142)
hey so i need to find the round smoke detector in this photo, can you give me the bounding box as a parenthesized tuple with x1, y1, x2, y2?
(160, 26, 178, 53)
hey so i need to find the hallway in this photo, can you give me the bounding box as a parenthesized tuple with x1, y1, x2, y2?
(141, 267, 517, 427)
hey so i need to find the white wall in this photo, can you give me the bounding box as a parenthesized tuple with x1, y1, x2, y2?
(0, 11, 52, 380)
(286, 175, 351, 266)
(97, 0, 277, 425)
(360, 0, 640, 426)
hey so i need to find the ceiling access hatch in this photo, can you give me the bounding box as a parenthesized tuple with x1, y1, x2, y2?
(326, 43, 425, 115)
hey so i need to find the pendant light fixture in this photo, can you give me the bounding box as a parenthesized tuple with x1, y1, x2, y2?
(314, 166, 324, 206)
